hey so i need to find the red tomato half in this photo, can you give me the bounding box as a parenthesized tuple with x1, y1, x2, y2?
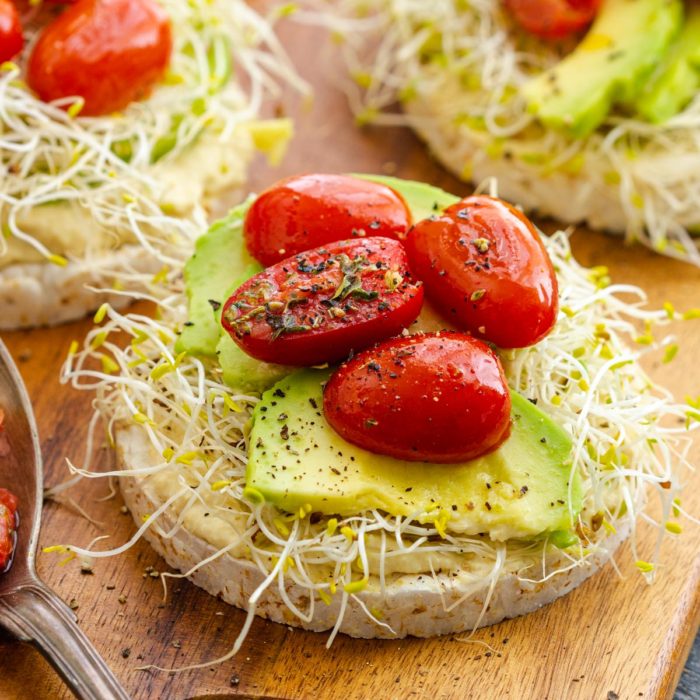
(27, 0, 172, 116)
(324, 333, 512, 463)
(505, 0, 600, 39)
(405, 195, 558, 349)
(222, 238, 423, 366)
(244, 174, 412, 267)
(0, 0, 23, 63)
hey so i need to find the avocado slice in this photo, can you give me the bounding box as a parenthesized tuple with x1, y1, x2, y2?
(247, 370, 580, 541)
(354, 174, 459, 219)
(175, 202, 262, 357)
(634, 5, 700, 124)
(216, 333, 289, 394)
(521, 0, 683, 137)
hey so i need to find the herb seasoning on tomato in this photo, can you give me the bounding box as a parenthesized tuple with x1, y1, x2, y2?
(324, 332, 512, 463)
(244, 174, 412, 266)
(222, 237, 423, 366)
(27, 0, 172, 116)
(405, 195, 558, 349)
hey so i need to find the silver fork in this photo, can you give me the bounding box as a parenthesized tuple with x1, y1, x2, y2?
(0, 338, 130, 700)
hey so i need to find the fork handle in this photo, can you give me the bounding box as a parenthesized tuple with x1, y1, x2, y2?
(0, 583, 130, 700)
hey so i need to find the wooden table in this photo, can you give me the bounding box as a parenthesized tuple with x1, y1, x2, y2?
(2, 19, 700, 700)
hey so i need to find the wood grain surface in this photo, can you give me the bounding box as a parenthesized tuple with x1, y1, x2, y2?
(1, 18, 700, 700)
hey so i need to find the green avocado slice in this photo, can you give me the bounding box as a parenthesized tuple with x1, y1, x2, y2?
(175, 202, 261, 357)
(246, 370, 581, 541)
(634, 5, 700, 124)
(354, 174, 459, 219)
(521, 0, 683, 137)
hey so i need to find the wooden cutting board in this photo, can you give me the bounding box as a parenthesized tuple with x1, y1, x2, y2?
(1, 19, 700, 700)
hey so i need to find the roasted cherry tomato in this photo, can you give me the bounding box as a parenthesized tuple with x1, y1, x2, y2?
(244, 174, 412, 267)
(324, 333, 512, 463)
(0, 487, 18, 572)
(0, 0, 23, 63)
(222, 237, 423, 366)
(27, 0, 172, 116)
(504, 0, 600, 39)
(405, 195, 558, 349)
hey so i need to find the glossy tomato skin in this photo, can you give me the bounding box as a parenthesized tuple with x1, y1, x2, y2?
(244, 174, 413, 267)
(324, 332, 512, 463)
(27, 0, 172, 116)
(505, 0, 600, 39)
(0, 0, 23, 63)
(222, 237, 423, 366)
(405, 195, 558, 349)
